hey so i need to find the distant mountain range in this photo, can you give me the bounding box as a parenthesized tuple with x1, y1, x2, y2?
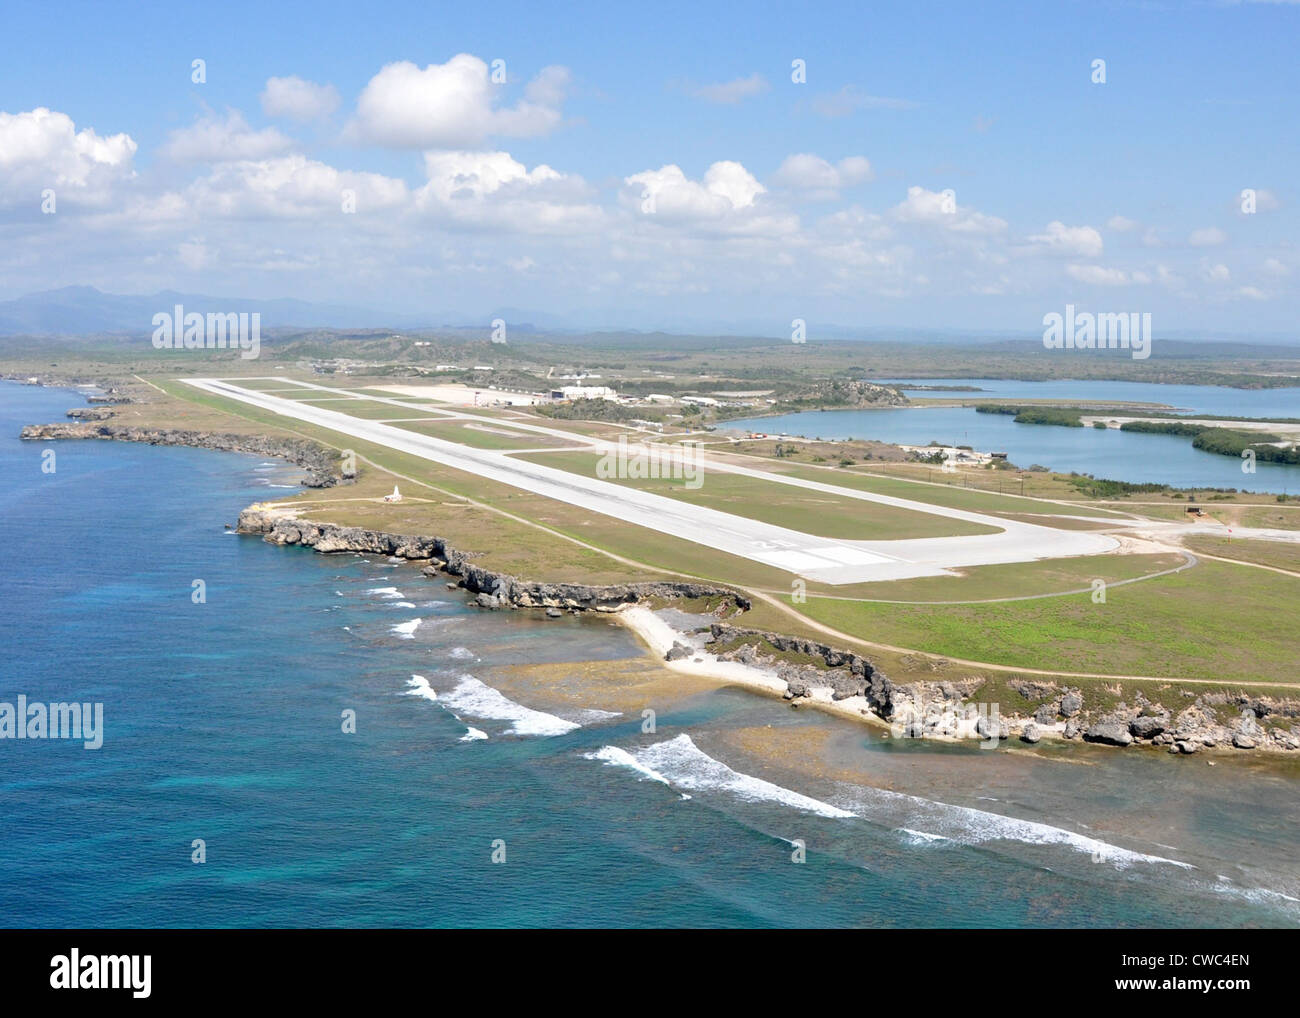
(0, 286, 1295, 347)
(0, 286, 447, 336)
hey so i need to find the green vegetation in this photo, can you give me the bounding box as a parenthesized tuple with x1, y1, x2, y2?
(817, 552, 1188, 603)
(1118, 420, 1204, 438)
(1120, 420, 1300, 463)
(1064, 475, 1171, 499)
(801, 561, 1299, 681)
(1193, 429, 1300, 464)
(975, 405, 1084, 427)
(1184, 535, 1300, 573)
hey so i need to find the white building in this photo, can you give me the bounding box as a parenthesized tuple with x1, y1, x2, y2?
(552, 385, 617, 400)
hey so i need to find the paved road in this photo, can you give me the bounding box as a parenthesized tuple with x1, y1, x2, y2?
(187, 377, 1118, 585)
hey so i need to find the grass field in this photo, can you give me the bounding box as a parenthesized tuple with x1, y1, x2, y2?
(798, 551, 1190, 603)
(391, 419, 573, 450)
(1184, 535, 1300, 572)
(801, 560, 1298, 681)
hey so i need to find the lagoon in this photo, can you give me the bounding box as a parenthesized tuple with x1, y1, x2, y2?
(729, 378, 1300, 493)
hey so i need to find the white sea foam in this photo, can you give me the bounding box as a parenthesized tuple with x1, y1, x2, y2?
(846, 786, 1193, 870)
(460, 727, 489, 742)
(393, 601, 417, 608)
(601, 736, 1189, 867)
(585, 746, 672, 786)
(1210, 875, 1300, 907)
(391, 618, 422, 638)
(441, 675, 579, 737)
(631, 735, 854, 819)
(366, 587, 404, 599)
(446, 647, 476, 661)
(577, 708, 623, 723)
(405, 674, 437, 701)
(899, 828, 951, 845)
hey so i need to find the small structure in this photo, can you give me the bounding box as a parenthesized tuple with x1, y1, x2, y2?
(382, 486, 402, 504)
(552, 385, 616, 401)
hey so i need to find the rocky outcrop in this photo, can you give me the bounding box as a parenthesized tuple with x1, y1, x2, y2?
(707, 622, 892, 712)
(235, 508, 751, 614)
(1084, 717, 1134, 747)
(1129, 713, 1169, 740)
(65, 407, 116, 421)
(21, 423, 352, 488)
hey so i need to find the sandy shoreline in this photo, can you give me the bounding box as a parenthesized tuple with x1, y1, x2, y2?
(614, 605, 890, 731)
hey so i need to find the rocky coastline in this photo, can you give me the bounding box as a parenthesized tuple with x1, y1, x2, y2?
(237, 506, 1300, 757)
(703, 624, 1299, 755)
(17, 385, 1298, 757)
(235, 507, 750, 615)
(21, 421, 353, 488)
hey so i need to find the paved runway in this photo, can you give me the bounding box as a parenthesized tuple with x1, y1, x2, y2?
(186, 377, 1118, 585)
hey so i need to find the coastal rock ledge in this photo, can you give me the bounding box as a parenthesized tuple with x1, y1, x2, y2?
(21, 422, 352, 488)
(235, 508, 751, 613)
(235, 508, 1300, 757)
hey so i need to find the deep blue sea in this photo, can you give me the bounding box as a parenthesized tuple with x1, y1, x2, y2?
(2, 382, 1297, 928)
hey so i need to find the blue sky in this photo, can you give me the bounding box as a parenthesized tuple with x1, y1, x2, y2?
(1, 0, 1296, 335)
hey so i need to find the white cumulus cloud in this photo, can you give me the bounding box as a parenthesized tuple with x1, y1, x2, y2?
(416, 150, 600, 233)
(0, 107, 136, 205)
(893, 186, 1007, 235)
(350, 55, 569, 148)
(186, 155, 408, 217)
